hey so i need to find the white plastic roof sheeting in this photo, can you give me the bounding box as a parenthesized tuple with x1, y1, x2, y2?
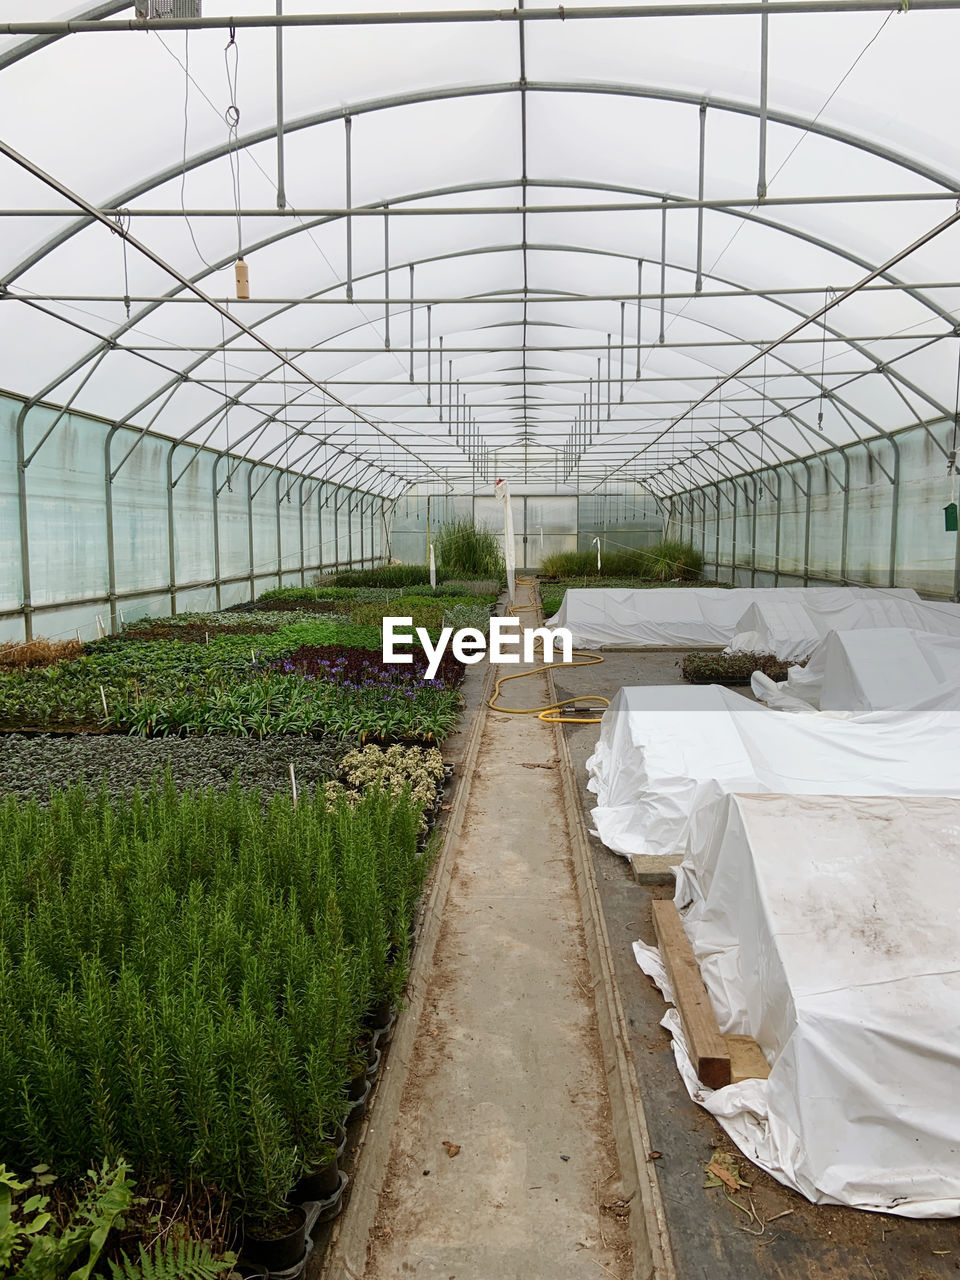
(637, 791, 960, 1215)
(3, 2, 960, 495)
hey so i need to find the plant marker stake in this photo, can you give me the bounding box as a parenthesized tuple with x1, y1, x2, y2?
(96, 614, 104, 639)
(76, 630, 81, 644)
(593, 536, 601, 572)
(289, 762, 298, 809)
(118, 608, 125, 630)
(99, 684, 108, 719)
(206, 631, 209, 645)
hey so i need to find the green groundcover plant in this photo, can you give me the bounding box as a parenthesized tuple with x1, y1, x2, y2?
(0, 782, 433, 1229)
(0, 621, 462, 741)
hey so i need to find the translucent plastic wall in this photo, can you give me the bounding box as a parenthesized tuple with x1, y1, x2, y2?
(0, 391, 388, 644)
(391, 483, 662, 571)
(667, 418, 959, 598)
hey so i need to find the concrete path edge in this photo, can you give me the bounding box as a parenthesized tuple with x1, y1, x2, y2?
(320, 660, 497, 1280)
(545, 660, 678, 1280)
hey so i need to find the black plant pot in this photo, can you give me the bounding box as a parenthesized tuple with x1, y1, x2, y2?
(347, 1067, 368, 1102)
(346, 1076, 372, 1121)
(364, 998, 393, 1031)
(365, 1046, 382, 1082)
(228, 1265, 269, 1280)
(316, 1170, 350, 1225)
(242, 1206, 307, 1273)
(291, 1153, 339, 1204)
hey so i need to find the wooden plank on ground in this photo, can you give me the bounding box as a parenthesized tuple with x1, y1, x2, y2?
(724, 1034, 771, 1084)
(651, 899, 731, 1090)
(630, 853, 680, 885)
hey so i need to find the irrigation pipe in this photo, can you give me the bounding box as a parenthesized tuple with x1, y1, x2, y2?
(486, 575, 610, 724)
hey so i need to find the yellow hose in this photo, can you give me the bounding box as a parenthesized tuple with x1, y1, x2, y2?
(486, 575, 610, 724)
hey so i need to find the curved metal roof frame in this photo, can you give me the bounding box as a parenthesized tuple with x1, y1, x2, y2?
(4, 11, 960, 493)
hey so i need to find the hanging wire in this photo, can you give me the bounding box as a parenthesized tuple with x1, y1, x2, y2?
(113, 208, 132, 318)
(224, 26, 243, 260)
(177, 32, 214, 270)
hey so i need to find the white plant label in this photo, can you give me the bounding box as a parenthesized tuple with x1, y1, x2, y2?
(383, 615, 574, 680)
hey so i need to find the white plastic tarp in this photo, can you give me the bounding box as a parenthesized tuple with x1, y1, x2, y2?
(586, 681, 960, 857)
(635, 792, 960, 1215)
(753, 628, 960, 715)
(727, 591, 957, 663)
(548, 587, 920, 650)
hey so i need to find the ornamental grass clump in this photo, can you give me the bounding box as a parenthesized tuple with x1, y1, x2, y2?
(0, 781, 431, 1230)
(433, 520, 505, 579)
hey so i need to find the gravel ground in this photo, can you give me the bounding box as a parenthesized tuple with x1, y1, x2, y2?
(0, 733, 347, 804)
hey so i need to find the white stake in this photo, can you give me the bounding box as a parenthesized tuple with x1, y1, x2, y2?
(289, 762, 298, 809)
(95, 614, 104, 639)
(99, 684, 109, 719)
(251, 649, 256, 664)
(76, 630, 82, 644)
(118, 608, 125, 630)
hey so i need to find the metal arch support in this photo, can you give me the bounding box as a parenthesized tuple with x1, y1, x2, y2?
(4, 83, 959, 430)
(16, 201, 951, 487)
(6, 78, 960, 295)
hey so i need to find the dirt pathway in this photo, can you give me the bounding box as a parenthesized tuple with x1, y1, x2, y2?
(356, 655, 632, 1279)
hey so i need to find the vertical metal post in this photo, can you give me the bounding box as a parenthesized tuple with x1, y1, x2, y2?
(619, 300, 625, 402)
(427, 305, 432, 404)
(344, 116, 353, 300)
(212, 456, 222, 610)
(751, 474, 759, 586)
(247, 464, 256, 600)
(275, 0, 286, 209)
(104, 426, 120, 634)
(347, 491, 354, 567)
(714, 480, 721, 580)
(888, 438, 900, 587)
(774, 468, 782, 585)
(275, 471, 284, 588)
(447, 360, 452, 434)
(298, 476, 306, 585)
(383, 206, 390, 346)
(439, 335, 444, 422)
(166, 442, 177, 615)
(636, 259, 643, 379)
(15, 410, 33, 641)
(758, 0, 769, 200)
(802, 461, 812, 586)
(840, 450, 850, 585)
(408, 264, 415, 382)
(606, 333, 612, 419)
(659, 200, 667, 345)
(696, 103, 706, 292)
(700, 487, 708, 564)
(731, 478, 738, 585)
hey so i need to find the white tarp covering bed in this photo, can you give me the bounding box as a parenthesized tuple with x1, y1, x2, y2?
(728, 591, 957, 663)
(753, 628, 960, 715)
(635, 792, 960, 1215)
(547, 586, 920, 650)
(586, 682, 960, 857)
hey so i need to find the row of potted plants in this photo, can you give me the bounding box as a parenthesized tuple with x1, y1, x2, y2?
(0, 781, 434, 1273)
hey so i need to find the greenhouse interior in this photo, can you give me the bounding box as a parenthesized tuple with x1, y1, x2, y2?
(3, 2, 960, 1279)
